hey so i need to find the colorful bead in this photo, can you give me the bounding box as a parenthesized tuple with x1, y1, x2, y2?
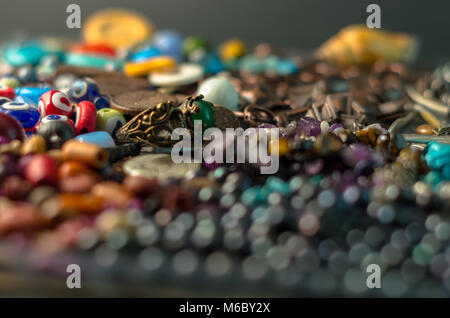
(2, 41, 46, 67)
(148, 63, 204, 87)
(64, 52, 122, 69)
(0, 77, 20, 89)
(57, 193, 105, 215)
(219, 39, 246, 61)
(0, 113, 25, 141)
(91, 181, 134, 209)
(58, 161, 98, 179)
(70, 43, 116, 57)
(21, 135, 46, 155)
(123, 56, 176, 77)
(416, 124, 436, 135)
(68, 78, 100, 103)
(201, 52, 225, 74)
(268, 138, 290, 156)
(196, 76, 239, 111)
(129, 45, 160, 62)
(62, 140, 109, 168)
(24, 154, 59, 185)
(0, 84, 16, 100)
(74, 101, 97, 135)
(93, 95, 110, 109)
(38, 90, 74, 117)
(16, 64, 38, 83)
(14, 86, 51, 105)
(190, 99, 216, 129)
(75, 131, 116, 148)
(36, 115, 76, 149)
(96, 108, 126, 136)
(153, 30, 183, 61)
(0, 101, 40, 129)
(183, 36, 211, 63)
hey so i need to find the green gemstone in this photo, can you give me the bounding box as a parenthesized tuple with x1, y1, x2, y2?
(190, 99, 215, 129)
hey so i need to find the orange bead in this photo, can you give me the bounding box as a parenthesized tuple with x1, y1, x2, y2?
(124, 56, 176, 77)
(91, 181, 134, 208)
(416, 124, 436, 135)
(0, 202, 48, 235)
(58, 161, 98, 179)
(62, 140, 108, 168)
(58, 193, 105, 215)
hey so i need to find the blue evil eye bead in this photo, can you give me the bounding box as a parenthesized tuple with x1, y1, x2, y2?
(68, 77, 100, 103)
(96, 108, 126, 136)
(129, 45, 161, 63)
(0, 101, 40, 128)
(153, 30, 184, 61)
(2, 40, 46, 67)
(36, 115, 76, 149)
(93, 95, 110, 110)
(0, 97, 11, 106)
(14, 86, 51, 105)
(75, 131, 116, 148)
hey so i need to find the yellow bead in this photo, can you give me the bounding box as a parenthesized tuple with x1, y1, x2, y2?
(124, 56, 176, 77)
(0, 77, 20, 88)
(21, 135, 46, 155)
(83, 9, 154, 49)
(219, 39, 246, 61)
(269, 138, 290, 156)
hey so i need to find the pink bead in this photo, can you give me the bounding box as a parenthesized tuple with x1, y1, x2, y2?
(24, 154, 59, 186)
(74, 101, 97, 135)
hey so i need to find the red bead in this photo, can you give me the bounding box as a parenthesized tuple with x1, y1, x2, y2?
(0, 84, 15, 100)
(70, 43, 116, 57)
(74, 101, 97, 135)
(0, 112, 25, 141)
(24, 154, 59, 185)
(38, 90, 74, 117)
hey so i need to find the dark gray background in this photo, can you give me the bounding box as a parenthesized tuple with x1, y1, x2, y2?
(2, 0, 449, 63)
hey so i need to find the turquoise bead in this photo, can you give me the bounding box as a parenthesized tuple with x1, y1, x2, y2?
(239, 55, 266, 74)
(65, 53, 123, 69)
(129, 46, 161, 62)
(265, 176, 292, 195)
(75, 131, 116, 148)
(442, 164, 450, 180)
(423, 171, 442, 187)
(202, 52, 225, 75)
(2, 41, 46, 67)
(196, 76, 239, 111)
(241, 186, 267, 206)
(424, 141, 450, 170)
